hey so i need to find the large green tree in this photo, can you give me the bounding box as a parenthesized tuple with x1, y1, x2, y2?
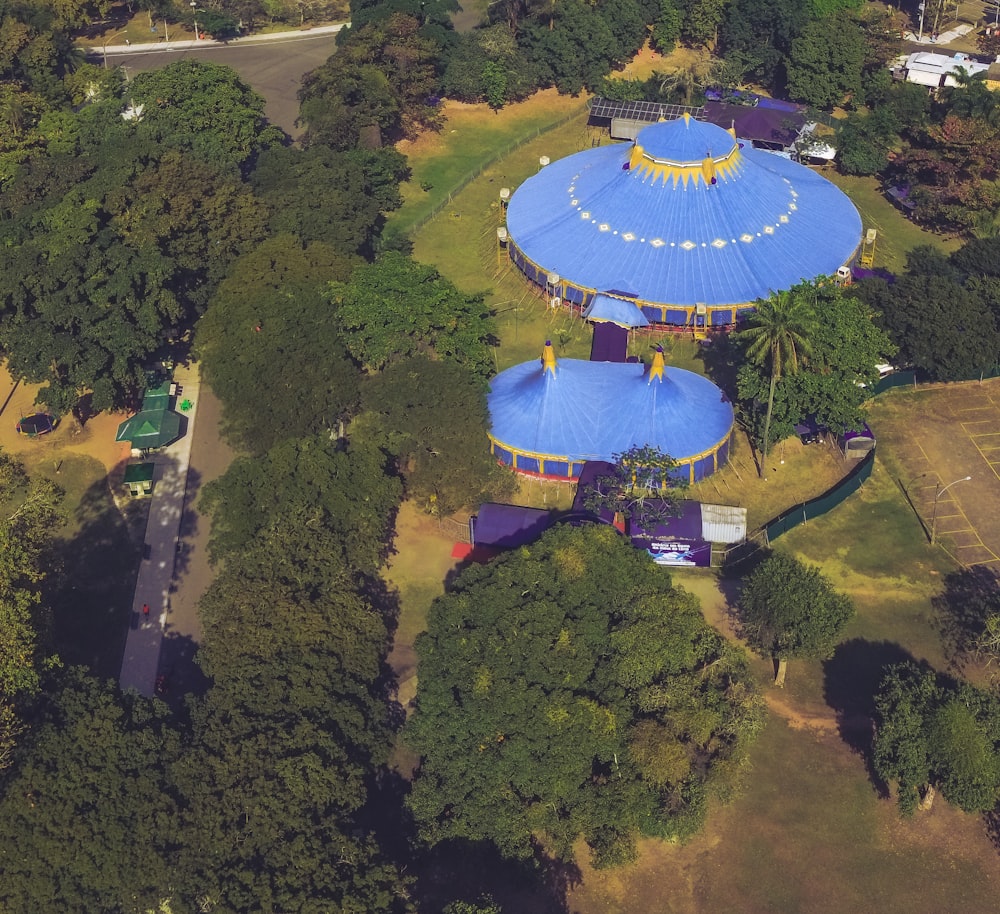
(734, 286, 817, 479)
(251, 145, 406, 254)
(357, 355, 516, 515)
(197, 235, 362, 453)
(873, 661, 1000, 816)
(126, 59, 284, 172)
(406, 524, 763, 867)
(852, 245, 1000, 381)
(329, 252, 496, 379)
(174, 540, 410, 913)
(785, 11, 865, 108)
(737, 285, 896, 440)
(299, 14, 440, 149)
(0, 454, 62, 770)
(0, 670, 181, 913)
(201, 434, 402, 576)
(0, 144, 266, 412)
(739, 551, 855, 687)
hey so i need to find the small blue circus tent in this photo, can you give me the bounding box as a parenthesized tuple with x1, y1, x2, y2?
(505, 115, 862, 328)
(488, 344, 733, 483)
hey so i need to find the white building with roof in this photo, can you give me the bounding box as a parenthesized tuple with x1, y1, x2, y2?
(900, 51, 990, 89)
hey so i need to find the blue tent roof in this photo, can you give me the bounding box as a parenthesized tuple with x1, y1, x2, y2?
(488, 357, 733, 465)
(583, 293, 650, 327)
(507, 117, 862, 307)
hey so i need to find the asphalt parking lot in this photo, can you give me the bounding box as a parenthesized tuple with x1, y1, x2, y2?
(95, 32, 339, 139)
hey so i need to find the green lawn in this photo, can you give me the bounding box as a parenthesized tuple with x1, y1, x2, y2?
(825, 172, 961, 273)
(390, 93, 591, 242)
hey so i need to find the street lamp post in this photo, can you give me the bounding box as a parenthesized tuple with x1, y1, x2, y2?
(101, 28, 129, 68)
(930, 475, 971, 545)
(190, 1, 201, 40)
(918, 1, 925, 42)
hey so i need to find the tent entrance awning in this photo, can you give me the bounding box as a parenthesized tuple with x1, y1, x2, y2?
(583, 293, 650, 328)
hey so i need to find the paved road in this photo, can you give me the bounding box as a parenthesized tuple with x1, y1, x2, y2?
(92, 32, 339, 139)
(159, 374, 235, 705)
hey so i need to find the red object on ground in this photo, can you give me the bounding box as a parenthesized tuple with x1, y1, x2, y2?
(142, 603, 150, 616)
(451, 543, 501, 563)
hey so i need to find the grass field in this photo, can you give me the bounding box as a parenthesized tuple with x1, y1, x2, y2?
(825, 172, 961, 273)
(391, 90, 592, 242)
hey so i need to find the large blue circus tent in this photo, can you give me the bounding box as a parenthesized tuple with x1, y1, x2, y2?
(505, 115, 863, 328)
(488, 344, 733, 482)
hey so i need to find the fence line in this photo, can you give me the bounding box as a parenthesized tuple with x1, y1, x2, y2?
(401, 104, 589, 239)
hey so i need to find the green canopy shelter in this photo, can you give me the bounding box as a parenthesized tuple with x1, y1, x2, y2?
(123, 462, 155, 496)
(141, 379, 173, 413)
(115, 409, 181, 451)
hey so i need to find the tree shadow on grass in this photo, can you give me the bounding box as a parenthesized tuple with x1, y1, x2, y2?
(823, 638, 918, 798)
(410, 837, 579, 914)
(359, 767, 577, 913)
(931, 565, 1000, 673)
(43, 475, 142, 680)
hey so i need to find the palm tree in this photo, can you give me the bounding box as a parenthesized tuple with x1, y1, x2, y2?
(736, 288, 818, 479)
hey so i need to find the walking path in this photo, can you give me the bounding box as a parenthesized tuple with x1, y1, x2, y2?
(96, 22, 346, 58)
(903, 23, 975, 45)
(118, 367, 201, 697)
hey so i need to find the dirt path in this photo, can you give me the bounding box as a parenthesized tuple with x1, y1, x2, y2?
(0, 362, 129, 475)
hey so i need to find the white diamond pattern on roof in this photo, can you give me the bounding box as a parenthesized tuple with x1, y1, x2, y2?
(505, 118, 863, 307)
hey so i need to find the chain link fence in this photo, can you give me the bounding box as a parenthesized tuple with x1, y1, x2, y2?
(395, 104, 589, 241)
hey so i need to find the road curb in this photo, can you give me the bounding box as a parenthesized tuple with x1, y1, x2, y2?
(87, 22, 347, 58)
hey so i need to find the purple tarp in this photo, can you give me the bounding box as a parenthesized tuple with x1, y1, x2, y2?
(590, 323, 629, 363)
(470, 503, 556, 548)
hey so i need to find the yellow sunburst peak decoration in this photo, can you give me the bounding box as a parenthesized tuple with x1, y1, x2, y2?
(630, 137, 743, 188)
(648, 346, 665, 384)
(542, 340, 558, 377)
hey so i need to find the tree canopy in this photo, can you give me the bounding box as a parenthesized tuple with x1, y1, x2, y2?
(0, 454, 63, 771)
(126, 59, 284, 173)
(0, 670, 181, 914)
(851, 243, 1000, 381)
(737, 283, 896, 444)
(329, 252, 496, 379)
(196, 235, 362, 454)
(739, 551, 854, 685)
(406, 524, 763, 867)
(874, 661, 1000, 816)
(200, 434, 402, 576)
(357, 354, 516, 514)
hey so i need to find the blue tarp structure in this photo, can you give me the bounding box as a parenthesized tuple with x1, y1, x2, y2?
(506, 117, 862, 311)
(583, 293, 650, 327)
(488, 356, 733, 481)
